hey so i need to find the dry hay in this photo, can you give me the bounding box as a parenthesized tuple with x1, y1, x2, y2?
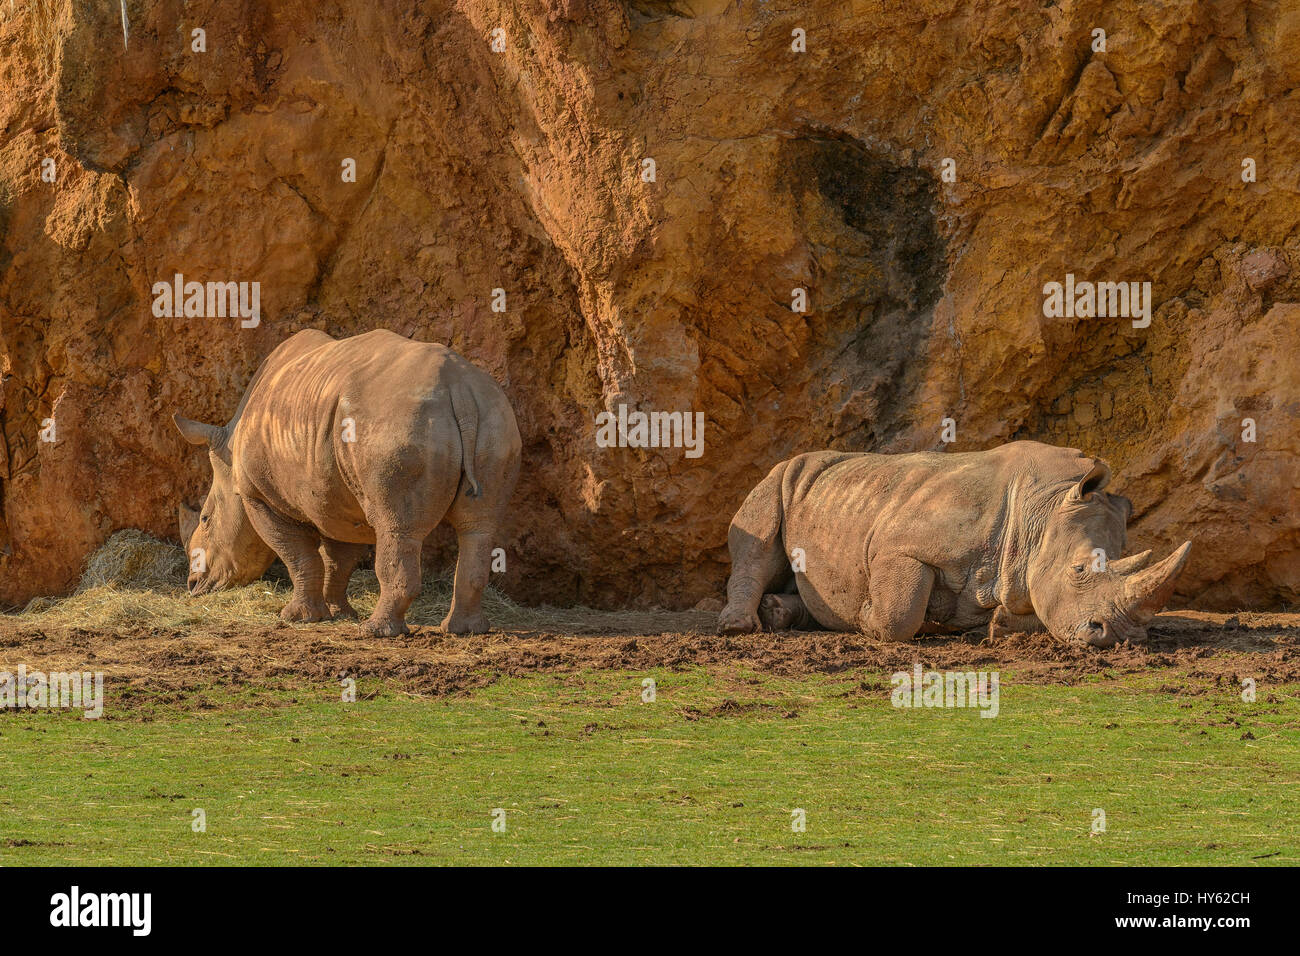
(14, 529, 714, 635)
(77, 528, 189, 590)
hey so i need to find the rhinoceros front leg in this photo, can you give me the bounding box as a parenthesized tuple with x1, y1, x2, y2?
(320, 539, 369, 621)
(442, 529, 493, 635)
(859, 556, 935, 642)
(364, 531, 422, 638)
(242, 498, 331, 623)
(987, 606, 1046, 641)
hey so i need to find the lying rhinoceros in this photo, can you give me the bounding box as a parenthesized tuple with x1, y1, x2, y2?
(717, 441, 1190, 648)
(174, 328, 521, 637)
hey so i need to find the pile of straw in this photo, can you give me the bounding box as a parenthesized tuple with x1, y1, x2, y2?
(15, 530, 713, 634)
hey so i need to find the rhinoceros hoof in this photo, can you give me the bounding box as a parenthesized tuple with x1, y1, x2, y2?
(757, 594, 800, 631)
(717, 604, 762, 635)
(281, 598, 331, 623)
(441, 611, 489, 635)
(361, 616, 410, 638)
(328, 602, 359, 621)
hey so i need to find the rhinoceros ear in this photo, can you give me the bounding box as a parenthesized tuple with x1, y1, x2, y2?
(173, 413, 225, 448)
(178, 503, 200, 545)
(1070, 461, 1112, 500)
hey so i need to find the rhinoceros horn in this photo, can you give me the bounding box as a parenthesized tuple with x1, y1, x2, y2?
(1121, 541, 1192, 621)
(178, 503, 200, 546)
(173, 413, 226, 449)
(1107, 549, 1153, 574)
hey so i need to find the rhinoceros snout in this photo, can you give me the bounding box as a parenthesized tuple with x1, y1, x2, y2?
(1081, 621, 1117, 648)
(1077, 617, 1148, 649)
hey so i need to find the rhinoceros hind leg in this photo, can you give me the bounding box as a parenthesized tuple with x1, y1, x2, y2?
(243, 498, 331, 623)
(321, 539, 368, 620)
(859, 557, 935, 642)
(363, 531, 422, 638)
(441, 529, 493, 635)
(719, 464, 792, 634)
(757, 593, 813, 631)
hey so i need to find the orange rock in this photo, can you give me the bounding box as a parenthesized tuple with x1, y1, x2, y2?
(0, 1, 1296, 610)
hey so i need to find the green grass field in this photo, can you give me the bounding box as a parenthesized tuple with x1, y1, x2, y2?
(2, 667, 1296, 865)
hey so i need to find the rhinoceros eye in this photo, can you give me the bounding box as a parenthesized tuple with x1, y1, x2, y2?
(1071, 564, 1086, 574)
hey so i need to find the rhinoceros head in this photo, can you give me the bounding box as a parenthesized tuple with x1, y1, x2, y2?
(173, 413, 275, 594)
(1027, 461, 1191, 648)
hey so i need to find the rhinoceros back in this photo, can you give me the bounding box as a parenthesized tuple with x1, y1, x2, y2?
(228, 329, 511, 539)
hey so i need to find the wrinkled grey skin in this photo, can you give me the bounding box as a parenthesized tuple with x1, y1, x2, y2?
(718, 441, 1191, 648)
(175, 329, 521, 637)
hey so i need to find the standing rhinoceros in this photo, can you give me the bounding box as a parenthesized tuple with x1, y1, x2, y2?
(717, 441, 1191, 648)
(174, 328, 521, 637)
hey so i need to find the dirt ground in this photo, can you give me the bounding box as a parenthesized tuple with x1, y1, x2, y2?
(2, 608, 1298, 707)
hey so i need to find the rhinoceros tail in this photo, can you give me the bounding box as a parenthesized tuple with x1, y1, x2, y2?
(448, 382, 482, 498)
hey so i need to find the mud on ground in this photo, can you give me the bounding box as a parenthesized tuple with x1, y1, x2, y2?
(1, 608, 1298, 711)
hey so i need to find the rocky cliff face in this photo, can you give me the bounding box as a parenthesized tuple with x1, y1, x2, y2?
(2, 0, 1297, 609)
